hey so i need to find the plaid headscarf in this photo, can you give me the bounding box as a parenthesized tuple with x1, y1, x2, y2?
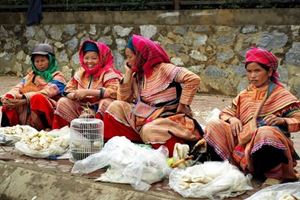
(79, 40, 120, 78)
(245, 47, 282, 86)
(129, 34, 170, 78)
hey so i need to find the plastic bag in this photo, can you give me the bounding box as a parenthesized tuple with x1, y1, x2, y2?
(72, 136, 171, 191)
(204, 108, 221, 123)
(246, 182, 300, 200)
(169, 161, 253, 199)
(15, 126, 70, 158)
(0, 125, 37, 143)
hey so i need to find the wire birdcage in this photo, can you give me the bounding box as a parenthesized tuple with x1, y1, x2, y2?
(69, 118, 104, 162)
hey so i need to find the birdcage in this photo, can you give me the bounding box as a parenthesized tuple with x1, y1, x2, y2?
(69, 118, 104, 162)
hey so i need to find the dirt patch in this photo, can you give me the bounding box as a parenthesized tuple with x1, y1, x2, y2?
(0, 76, 20, 96)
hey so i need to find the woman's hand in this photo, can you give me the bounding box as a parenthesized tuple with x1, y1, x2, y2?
(67, 92, 76, 100)
(2, 98, 26, 108)
(263, 114, 286, 126)
(1, 96, 9, 105)
(228, 117, 243, 136)
(176, 103, 193, 117)
(73, 89, 90, 100)
(124, 61, 133, 74)
(122, 61, 133, 84)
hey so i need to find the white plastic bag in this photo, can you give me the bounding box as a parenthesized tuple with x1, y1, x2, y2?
(205, 108, 221, 123)
(72, 136, 171, 191)
(15, 126, 70, 158)
(169, 161, 253, 199)
(0, 125, 37, 143)
(246, 182, 300, 200)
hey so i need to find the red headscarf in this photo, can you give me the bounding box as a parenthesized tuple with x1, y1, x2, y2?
(79, 40, 119, 78)
(130, 34, 170, 78)
(245, 47, 282, 86)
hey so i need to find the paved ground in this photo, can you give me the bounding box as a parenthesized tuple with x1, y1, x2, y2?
(0, 75, 299, 200)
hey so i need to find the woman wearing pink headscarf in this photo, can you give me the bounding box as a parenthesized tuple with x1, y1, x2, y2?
(204, 47, 300, 186)
(103, 34, 202, 155)
(52, 40, 122, 128)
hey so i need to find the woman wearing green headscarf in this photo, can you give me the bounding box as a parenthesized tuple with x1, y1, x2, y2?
(1, 43, 66, 130)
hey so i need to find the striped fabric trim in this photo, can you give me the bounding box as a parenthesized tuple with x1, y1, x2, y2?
(103, 69, 122, 83)
(285, 117, 300, 132)
(71, 68, 120, 90)
(224, 84, 300, 124)
(140, 63, 180, 97)
(175, 68, 200, 105)
(117, 82, 133, 101)
(204, 136, 231, 161)
(73, 68, 104, 89)
(142, 87, 177, 105)
(251, 138, 286, 154)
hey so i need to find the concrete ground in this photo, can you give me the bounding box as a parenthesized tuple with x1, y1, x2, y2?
(0, 75, 299, 200)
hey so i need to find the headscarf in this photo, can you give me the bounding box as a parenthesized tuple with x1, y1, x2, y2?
(31, 54, 58, 82)
(126, 37, 135, 52)
(245, 47, 282, 86)
(79, 40, 118, 78)
(128, 34, 170, 78)
(83, 42, 99, 53)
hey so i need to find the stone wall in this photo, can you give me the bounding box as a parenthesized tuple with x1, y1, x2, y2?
(0, 9, 300, 97)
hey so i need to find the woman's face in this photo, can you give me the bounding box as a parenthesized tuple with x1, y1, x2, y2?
(33, 55, 49, 71)
(125, 48, 137, 69)
(246, 62, 272, 88)
(83, 51, 99, 68)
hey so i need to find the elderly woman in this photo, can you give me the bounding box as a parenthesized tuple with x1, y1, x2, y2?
(1, 43, 66, 130)
(103, 34, 202, 155)
(204, 47, 300, 185)
(52, 40, 122, 129)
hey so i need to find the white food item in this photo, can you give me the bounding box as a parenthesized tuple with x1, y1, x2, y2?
(93, 141, 102, 148)
(191, 176, 213, 184)
(3, 125, 24, 135)
(20, 131, 62, 151)
(180, 182, 190, 190)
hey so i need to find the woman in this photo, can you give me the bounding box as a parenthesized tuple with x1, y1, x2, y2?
(52, 40, 122, 129)
(1, 43, 66, 130)
(103, 34, 202, 155)
(204, 47, 300, 185)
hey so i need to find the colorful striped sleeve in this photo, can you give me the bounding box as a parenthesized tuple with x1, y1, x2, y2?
(284, 107, 300, 132)
(174, 67, 200, 105)
(103, 79, 119, 99)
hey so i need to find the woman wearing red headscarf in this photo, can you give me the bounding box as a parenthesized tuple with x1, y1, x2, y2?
(52, 40, 122, 129)
(103, 34, 202, 155)
(204, 47, 300, 186)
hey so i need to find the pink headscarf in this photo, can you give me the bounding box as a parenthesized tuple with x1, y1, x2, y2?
(245, 47, 282, 86)
(79, 40, 119, 78)
(131, 34, 170, 78)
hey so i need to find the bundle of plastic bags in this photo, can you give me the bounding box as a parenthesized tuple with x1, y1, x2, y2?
(72, 136, 170, 191)
(169, 161, 253, 199)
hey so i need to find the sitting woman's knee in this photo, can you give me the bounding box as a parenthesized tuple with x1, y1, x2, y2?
(56, 97, 71, 106)
(30, 93, 48, 104)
